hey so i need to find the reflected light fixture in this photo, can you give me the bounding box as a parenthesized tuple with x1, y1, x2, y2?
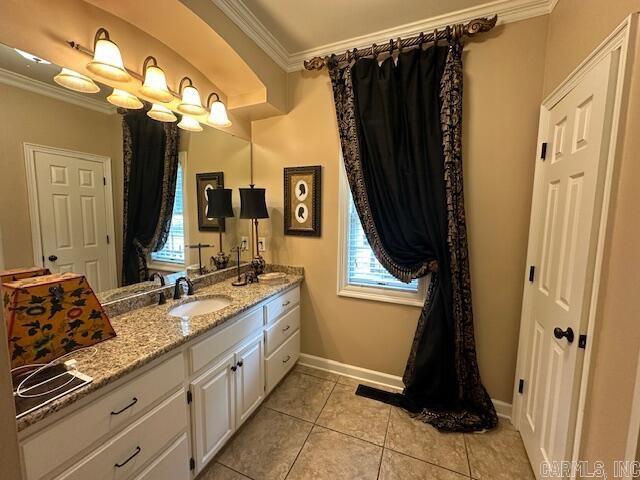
(14, 48, 50, 64)
(177, 77, 205, 115)
(86, 28, 131, 82)
(147, 103, 177, 122)
(107, 88, 143, 109)
(206, 92, 232, 127)
(53, 68, 100, 93)
(177, 115, 203, 132)
(140, 56, 173, 103)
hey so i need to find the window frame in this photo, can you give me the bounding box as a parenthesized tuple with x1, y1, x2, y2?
(337, 156, 427, 307)
(148, 151, 189, 273)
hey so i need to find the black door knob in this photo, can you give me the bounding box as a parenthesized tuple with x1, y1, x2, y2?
(48, 255, 58, 262)
(554, 327, 574, 343)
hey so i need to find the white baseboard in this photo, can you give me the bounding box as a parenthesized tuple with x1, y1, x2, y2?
(298, 353, 512, 421)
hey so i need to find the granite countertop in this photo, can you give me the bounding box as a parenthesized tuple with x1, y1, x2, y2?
(17, 272, 303, 432)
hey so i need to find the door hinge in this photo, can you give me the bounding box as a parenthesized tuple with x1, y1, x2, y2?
(106, 234, 110, 244)
(189, 457, 195, 470)
(528, 266, 535, 283)
(187, 390, 193, 404)
(540, 142, 548, 160)
(518, 378, 525, 394)
(578, 335, 587, 349)
(103, 177, 106, 186)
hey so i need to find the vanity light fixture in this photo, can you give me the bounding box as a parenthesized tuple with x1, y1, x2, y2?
(53, 68, 100, 93)
(206, 92, 232, 127)
(140, 56, 173, 103)
(177, 115, 203, 132)
(177, 77, 205, 115)
(147, 103, 177, 122)
(107, 88, 143, 109)
(86, 28, 131, 82)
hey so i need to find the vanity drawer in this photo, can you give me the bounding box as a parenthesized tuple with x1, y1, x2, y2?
(22, 354, 184, 480)
(265, 306, 300, 355)
(54, 389, 187, 480)
(190, 306, 262, 373)
(265, 330, 300, 393)
(265, 286, 300, 325)
(132, 433, 190, 480)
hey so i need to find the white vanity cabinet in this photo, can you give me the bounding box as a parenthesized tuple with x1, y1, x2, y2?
(18, 284, 301, 480)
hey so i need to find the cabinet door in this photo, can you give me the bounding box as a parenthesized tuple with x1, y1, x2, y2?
(190, 352, 236, 473)
(235, 334, 265, 427)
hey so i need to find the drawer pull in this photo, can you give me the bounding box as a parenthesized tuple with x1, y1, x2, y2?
(282, 355, 291, 364)
(231, 365, 237, 372)
(114, 446, 141, 468)
(237, 360, 244, 368)
(110, 397, 138, 415)
(282, 300, 291, 307)
(282, 325, 291, 332)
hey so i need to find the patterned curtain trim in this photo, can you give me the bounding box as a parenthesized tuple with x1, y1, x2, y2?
(121, 120, 133, 285)
(328, 61, 437, 283)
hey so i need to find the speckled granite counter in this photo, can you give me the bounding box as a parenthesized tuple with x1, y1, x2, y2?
(17, 271, 303, 432)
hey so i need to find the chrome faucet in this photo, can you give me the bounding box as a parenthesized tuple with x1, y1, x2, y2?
(173, 276, 194, 299)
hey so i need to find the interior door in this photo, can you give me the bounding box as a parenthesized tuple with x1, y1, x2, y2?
(235, 334, 265, 427)
(33, 149, 113, 291)
(190, 352, 236, 473)
(518, 54, 616, 476)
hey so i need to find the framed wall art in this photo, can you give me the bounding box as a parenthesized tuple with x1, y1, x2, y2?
(196, 172, 225, 231)
(284, 166, 321, 237)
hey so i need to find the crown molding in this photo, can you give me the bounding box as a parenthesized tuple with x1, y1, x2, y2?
(0, 68, 115, 115)
(215, 0, 555, 72)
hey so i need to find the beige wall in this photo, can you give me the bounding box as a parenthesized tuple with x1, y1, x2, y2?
(181, 129, 252, 267)
(252, 16, 548, 403)
(0, 83, 123, 278)
(542, 0, 640, 470)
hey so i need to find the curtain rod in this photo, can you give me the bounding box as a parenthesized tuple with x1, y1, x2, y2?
(303, 15, 498, 71)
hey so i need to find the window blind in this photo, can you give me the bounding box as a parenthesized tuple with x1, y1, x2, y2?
(151, 163, 185, 264)
(346, 194, 418, 292)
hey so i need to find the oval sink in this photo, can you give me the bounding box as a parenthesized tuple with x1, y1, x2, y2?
(169, 297, 231, 318)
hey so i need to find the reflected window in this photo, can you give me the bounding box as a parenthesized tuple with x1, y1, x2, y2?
(151, 162, 185, 264)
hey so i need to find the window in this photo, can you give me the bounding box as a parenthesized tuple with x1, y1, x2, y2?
(338, 162, 426, 307)
(151, 161, 185, 265)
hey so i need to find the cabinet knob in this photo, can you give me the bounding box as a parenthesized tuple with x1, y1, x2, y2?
(48, 255, 58, 262)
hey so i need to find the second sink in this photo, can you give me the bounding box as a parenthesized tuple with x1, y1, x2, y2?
(169, 297, 231, 318)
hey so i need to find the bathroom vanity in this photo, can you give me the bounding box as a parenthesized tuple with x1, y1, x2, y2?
(16, 273, 302, 480)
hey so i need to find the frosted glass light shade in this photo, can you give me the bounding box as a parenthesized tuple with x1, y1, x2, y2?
(107, 89, 143, 109)
(207, 100, 232, 127)
(86, 38, 130, 82)
(178, 85, 205, 115)
(147, 103, 177, 122)
(141, 65, 173, 103)
(53, 68, 100, 93)
(178, 115, 203, 132)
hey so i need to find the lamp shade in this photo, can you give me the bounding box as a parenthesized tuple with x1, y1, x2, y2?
(206, 188, 234, 219)
(107, 88, 143, 109)
(206, 92, 232, 127)
(239, 186, 269, 219)
(140, 57, 173, 103)
(177, 115, 202, 132)
(53, 68, 100, 93)
(86, 29, 130, 82)
(178, 77, 205, 115)
(147, 103, 176, 122)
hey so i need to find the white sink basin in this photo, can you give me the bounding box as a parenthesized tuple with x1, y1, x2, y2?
(169, 297, 231, 318)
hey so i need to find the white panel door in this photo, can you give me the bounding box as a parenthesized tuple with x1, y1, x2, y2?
(190, 352, 236, 473)
(235, 334, 265, 427)
(34, 150, 113, 291)
(519, 54, 616, 475)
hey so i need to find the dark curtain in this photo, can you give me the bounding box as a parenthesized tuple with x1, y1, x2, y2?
(122, 110, 179, 285)
(329, 41, 497, 432)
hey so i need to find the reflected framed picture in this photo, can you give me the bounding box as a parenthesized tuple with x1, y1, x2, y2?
(284, 166, 321, 237)
(196, 172, 225, 232)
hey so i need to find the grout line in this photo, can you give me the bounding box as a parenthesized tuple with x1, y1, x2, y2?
(384, 445, 472, 478)
(212, 462, 257, 480)
(463, 433, 473, 478)
(376, 406, 393, 479)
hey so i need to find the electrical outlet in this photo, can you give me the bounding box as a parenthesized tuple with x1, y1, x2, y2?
(258, 237, 266, 252)
(240, 236, 248, 251)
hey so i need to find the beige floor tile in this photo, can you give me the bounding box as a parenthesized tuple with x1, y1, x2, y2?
(217, 407, 312, 480)
(379, 449, 470, 480)
(465, 420, 535, 480)
(286, 425, 383, 480)
(196, 462, 251, 480)
(316, 383, 391, 445)
(264, 371, 335, 422)
(385, 407, 470, 476)
(337, 375, 403, 392)
(294, 363, 340, 382)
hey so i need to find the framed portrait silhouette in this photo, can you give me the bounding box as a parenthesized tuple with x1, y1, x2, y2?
(196, 172, 225, 231)
(284, 166, 321, 237)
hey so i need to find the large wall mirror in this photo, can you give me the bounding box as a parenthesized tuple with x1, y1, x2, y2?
(0, 42, 251, 302)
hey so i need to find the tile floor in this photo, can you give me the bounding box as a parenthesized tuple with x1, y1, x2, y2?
(198, 364, 535, 480)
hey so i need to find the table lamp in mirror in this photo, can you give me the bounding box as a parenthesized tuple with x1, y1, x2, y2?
(206, 187, 235, 270)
